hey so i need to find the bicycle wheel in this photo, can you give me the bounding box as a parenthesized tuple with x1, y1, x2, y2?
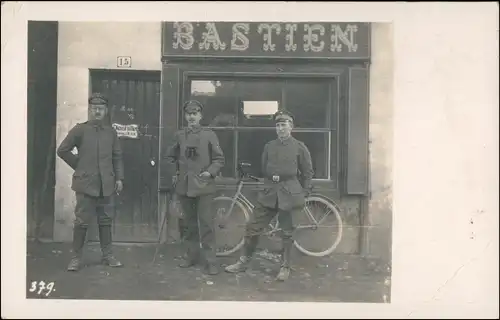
(212, 196, 251, 257)
(293, 195, 344, 257)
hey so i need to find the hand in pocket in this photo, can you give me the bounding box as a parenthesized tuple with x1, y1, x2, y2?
(199, 171, 211, 178)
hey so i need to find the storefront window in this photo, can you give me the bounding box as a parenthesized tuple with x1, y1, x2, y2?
(237, 129, 277, 177)
(284, 79, 331, 129)
(185, 77, 335, 180)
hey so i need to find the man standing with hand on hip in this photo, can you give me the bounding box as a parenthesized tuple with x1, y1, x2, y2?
(225, 110, 314, 281)
(57, 92, 125, 272)
(164, 100, 225, 275)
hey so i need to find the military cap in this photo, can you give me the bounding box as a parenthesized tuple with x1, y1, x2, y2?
(183, 100, 204, 113)
(88, 92, 108, 105)
(273, 109, 295, 124)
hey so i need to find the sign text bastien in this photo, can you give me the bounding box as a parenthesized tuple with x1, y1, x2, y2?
(162, 22, 370, 59)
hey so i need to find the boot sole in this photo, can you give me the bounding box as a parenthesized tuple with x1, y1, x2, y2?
(67, 264, 81, 271)
(224, 267, 247, 274)
(276, 275, 290, 281)
(203, 270, 220, 275)
(276, 271, 290, 281)
(102, 261, 124, 267)
(67, 259, 82, 272)
(178, 261, 197, 268)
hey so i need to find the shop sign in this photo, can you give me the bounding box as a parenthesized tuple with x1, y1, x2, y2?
(162, 22, 370, 60)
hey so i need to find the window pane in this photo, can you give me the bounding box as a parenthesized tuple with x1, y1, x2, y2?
(236, 79, 282, 127)
(285, 79, 331, 128)
(182, 78, 335, 182)
(187, 78, 283, 128)
(237, 129, 277, 178)
(187, 80, 238, 127)
(213, 130, 235, 178)
(292, 132, 330, 179)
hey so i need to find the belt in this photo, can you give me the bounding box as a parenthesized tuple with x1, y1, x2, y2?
(267, 174, 297, 183)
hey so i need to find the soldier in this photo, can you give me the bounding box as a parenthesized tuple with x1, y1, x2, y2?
(225, 110, 314, 281)
(57, 92, 125, 272)
(164, 100, 225, 275)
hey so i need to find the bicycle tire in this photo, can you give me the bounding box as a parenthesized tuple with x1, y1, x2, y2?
(293, 195, 344, 257)
(213, 196, 251, 257)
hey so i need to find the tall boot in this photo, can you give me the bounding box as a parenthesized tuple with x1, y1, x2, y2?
(202, 244, 219, 275)
(225, 235, 259, 273)
(276, 238, 292, 281)
(179, 242, 200, 268)
(67, 226, 87, 272)
(98, 225, 123, 267)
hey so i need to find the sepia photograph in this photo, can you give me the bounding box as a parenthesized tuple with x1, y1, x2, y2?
(24, 18, 393, 303)
(2, 1, 498, 319)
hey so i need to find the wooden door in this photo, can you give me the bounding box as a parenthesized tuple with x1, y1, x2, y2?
(88, 70, 161, 243)
(27, 21, 58, 241)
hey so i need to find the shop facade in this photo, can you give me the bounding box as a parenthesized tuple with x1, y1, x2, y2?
(47, 21, 392, 261)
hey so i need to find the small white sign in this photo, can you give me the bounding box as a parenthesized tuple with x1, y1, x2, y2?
(117, 56, 132, 68)
(243, 101, 279, 118)
(112, 123, 139, 139)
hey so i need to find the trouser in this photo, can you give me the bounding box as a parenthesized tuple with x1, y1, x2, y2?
(72, 191, 114, 258)
(179, 216, 188, 241)
(243, 201, 297, 267)
(177, 194, 216, 264)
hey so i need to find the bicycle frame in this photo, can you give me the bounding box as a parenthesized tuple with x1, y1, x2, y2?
(221, 163, 335, 233)
(300, 194, 335, 227)
(219, 179, 254, 223)
(216, 163, 344, 257)
(271, 192, 340, 234)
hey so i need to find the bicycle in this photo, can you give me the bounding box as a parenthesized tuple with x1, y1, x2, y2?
(213, 162, 344, 258)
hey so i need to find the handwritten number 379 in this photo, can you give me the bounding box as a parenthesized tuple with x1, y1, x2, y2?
(29, 281, 55, 296)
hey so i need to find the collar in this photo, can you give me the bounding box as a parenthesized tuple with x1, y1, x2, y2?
(185, 124, 202, 134)
(88, 119, 104, 129)
(278, 135, 293, 145)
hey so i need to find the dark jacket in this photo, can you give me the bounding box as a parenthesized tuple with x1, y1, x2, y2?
(164, 125, 225, 197)
(257, 136, 314, 211)
(57, 120, 125, 197)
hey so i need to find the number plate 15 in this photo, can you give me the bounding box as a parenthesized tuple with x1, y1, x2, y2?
(117, 56, 132, 68)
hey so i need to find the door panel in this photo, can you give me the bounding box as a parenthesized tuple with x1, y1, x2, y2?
(88, 70, 161, 242)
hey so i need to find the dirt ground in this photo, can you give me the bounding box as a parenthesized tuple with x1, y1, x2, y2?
(26, 240, 391, 303)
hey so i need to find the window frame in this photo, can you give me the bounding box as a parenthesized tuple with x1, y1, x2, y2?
(179, 70, 342, 189)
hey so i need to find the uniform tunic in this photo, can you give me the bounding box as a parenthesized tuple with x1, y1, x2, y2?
(57, 120, 125, 197)
(164, 124, 225, 263)
(165, 125, 225, 197)
(57, 120, 125, 227)
(257, 136, 314, 211)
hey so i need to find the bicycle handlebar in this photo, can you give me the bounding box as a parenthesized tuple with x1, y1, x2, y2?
(247, 175, 260, 182)
(236, 162, 316, 186)
(236, 162, 261, 183)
